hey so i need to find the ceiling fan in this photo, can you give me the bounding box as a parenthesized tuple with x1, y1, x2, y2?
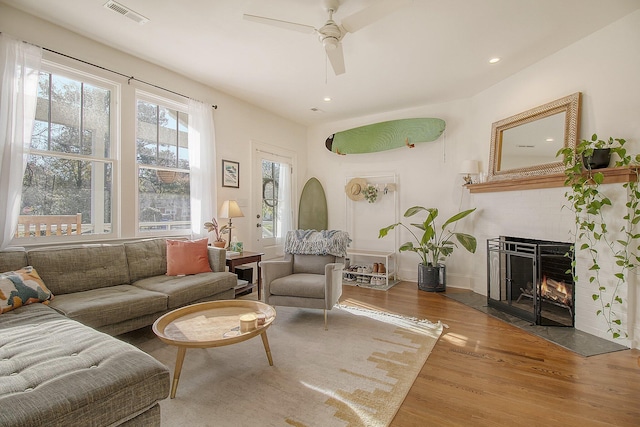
(243, 0, 411, 76)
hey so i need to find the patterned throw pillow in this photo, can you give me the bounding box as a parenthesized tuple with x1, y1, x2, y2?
(166, 238, 213, 276)
(0, 266, 54, 314)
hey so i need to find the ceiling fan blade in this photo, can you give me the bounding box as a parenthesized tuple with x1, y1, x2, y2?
(326, 42, 346, 75)
(243, 14, 317, 34)
(340, 0, 412, 33)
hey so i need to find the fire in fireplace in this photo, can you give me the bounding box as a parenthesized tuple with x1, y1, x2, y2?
(540, 276, 572, 306)
(487, 236, 574, 327)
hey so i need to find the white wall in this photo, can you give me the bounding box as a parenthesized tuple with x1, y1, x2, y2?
(307, 98, 477, 288)
(308, 10, 640, 348)
(0, 4, 308, 250)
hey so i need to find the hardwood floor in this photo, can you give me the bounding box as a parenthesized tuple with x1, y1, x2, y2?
(339, 281, 640, 427)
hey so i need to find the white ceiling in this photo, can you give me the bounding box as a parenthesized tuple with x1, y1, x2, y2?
(3, 0, 639, 125)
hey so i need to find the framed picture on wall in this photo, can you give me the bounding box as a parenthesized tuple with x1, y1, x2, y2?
(222, 160, 240, 188)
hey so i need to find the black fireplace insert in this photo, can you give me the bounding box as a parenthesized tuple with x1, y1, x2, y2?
(487, 236, 574, 327)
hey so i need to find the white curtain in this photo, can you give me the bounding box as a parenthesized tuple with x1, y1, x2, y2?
(188, 99, 217, 239)
(0, 34, 42, 249)
(276, 162, 292, 243)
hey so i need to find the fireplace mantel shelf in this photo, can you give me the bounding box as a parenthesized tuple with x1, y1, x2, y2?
(466, 166, 640, 193)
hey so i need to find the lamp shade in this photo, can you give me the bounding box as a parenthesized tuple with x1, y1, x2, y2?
(219, 200, 244, 219)
(460, 160, 480, 174)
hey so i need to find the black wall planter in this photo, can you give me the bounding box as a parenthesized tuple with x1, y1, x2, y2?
(418, 263, 446, 292)
(582, 148, 611, 170)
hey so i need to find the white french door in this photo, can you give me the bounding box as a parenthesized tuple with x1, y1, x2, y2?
(252, 143, 295, 258)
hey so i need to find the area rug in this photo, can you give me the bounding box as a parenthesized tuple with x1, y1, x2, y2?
(121, 304, 443, 427)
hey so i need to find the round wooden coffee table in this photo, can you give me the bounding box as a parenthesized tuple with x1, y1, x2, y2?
(152, 300, 276, 398)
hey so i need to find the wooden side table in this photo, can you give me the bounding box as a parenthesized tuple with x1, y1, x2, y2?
(226, 251, 264, 300)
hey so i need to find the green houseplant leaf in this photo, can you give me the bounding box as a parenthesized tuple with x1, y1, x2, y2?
(379, 206, 477, 267)
(557, 132, 634, 340)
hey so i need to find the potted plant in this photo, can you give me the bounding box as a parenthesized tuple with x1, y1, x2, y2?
(204, 218, 230, 248)
(379, 206, 477, 292)
(579, 133, 623, 170)
(557, 134, 637, 339)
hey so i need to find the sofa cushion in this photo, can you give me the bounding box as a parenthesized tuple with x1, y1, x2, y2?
(49, 285, 168, 329)
(0, 248, 28, 273)
(0, 267, 53, 314)
(125, 238, 167, 282)
(133, 272, 237, 309)
(0, 303, 169, 427)
(166, 238, 212, 276)
(27, 245, 130, 295)
(269, 273, 326, 299)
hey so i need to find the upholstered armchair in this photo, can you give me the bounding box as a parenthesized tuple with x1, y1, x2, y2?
(261, 231, 349, 329)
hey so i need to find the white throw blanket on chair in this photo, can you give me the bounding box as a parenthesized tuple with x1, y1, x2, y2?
(284, 230, 351, 257)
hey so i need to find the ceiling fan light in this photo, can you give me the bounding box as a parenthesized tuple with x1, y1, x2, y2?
(322, 37, 339, 50)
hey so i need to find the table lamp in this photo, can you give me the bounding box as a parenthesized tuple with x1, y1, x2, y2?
(460, 160, 480, 185)
(219, 200, 244, 249)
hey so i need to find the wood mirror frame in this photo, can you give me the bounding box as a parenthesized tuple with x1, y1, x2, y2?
(488, 92, 581, 182)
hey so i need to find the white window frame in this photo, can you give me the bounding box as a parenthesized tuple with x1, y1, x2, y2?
(12, 60, 121, 245)
(134, 90, 191, 237)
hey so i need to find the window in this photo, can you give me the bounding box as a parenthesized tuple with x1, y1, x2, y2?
(136, 94, 190, 233)
(17, 64, 116, 238)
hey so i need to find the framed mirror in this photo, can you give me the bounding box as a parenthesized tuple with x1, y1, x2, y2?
(488, 92, 581, 181)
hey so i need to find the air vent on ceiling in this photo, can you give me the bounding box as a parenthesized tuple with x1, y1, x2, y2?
(103, 0, 149, 25)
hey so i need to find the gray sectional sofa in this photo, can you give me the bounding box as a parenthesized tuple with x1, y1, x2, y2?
(0, 238, 238, 426)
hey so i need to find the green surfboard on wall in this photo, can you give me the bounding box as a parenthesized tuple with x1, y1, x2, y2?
(298, 177, 328, 231)
(325, 117, 445, 155)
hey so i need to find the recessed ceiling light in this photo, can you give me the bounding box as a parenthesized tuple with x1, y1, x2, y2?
(323, 97, 332, 102)
(489, 57, 501, 64)
(546, 138, 554, 142)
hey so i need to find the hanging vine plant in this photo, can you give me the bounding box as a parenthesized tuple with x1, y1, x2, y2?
(557, 134, 639, 339)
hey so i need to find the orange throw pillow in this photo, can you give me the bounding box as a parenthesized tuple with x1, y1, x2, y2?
(166, 238, 212, 276)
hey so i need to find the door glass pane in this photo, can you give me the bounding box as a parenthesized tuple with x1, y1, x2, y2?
(261, 160, 276, 239)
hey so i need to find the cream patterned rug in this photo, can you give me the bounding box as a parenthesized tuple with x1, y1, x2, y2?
(121, 304, 443, 427)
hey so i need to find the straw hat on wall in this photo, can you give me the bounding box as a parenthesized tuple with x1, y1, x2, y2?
(345, 177, 367, 201)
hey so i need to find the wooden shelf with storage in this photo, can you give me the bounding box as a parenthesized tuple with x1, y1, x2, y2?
(342, 249, 398, 290)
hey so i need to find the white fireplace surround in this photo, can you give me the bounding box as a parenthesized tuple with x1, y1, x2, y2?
(471, 183, 639, 349)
